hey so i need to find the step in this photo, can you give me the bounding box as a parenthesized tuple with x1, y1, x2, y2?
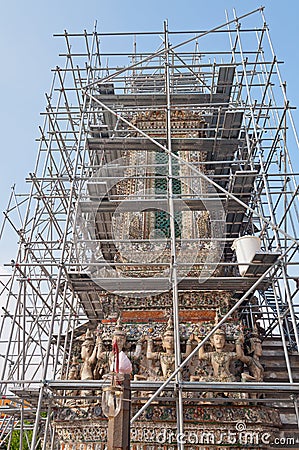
(280, 413, 298, 427)
(261, 358, 299, 369)
(263, 335, 298, 344)
(264, 373, 299, 383)
(262, 349, 299, 357)
(265, 401, 297, 410)
(261, 351, 297, 359)
(262, 340, 289, 348)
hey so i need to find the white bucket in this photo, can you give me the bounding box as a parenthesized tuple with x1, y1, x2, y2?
(231, 236, 261, 277)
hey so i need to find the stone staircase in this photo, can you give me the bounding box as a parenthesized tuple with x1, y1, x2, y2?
(261, 336, 299, 434)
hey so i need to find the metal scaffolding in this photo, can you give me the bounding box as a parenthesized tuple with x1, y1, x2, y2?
(0, 6, 299, 449)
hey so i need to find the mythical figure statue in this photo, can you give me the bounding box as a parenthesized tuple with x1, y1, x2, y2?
(236, 329, 264, 382)
(65, 356, 80, 404)
(132, 337, 148, 381)
(94, 317, 132, 378)
(111, 316, 127, 352)
(190, 328, 238, 382)
(93, 334, 110, 379)
(146, 316, 176, 380)
(79, 329, 98, 402)
(68, 356, 80, 380)
(80, 329, 97, 380)
(110, 317, 132, 374)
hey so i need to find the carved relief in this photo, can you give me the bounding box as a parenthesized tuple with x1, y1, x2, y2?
(65, 301, 254, 387)
(236, 328, 264, 383)
(146, 316, 176, 380)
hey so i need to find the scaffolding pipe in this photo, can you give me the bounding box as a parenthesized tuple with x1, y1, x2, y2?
(164, 20, 184, 449)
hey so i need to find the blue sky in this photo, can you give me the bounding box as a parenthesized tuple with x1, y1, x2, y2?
(0, 0, 298, 263)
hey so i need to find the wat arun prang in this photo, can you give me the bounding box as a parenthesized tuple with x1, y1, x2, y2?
(2, 6, 299, 450)
(53, 106, 283, 450)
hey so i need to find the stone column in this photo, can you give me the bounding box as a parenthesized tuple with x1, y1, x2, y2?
(107, 374, 131, 450)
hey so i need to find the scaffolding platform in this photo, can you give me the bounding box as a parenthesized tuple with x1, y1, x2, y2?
(243, 251, 281, 276)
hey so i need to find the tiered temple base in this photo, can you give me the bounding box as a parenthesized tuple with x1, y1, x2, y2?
(53, 402, 281, 449)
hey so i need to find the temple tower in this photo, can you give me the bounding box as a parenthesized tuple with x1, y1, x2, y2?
(1, 7, 299, 450)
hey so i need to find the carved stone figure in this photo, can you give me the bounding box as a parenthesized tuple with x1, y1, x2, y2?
(93, 335, 110, 379)
(68, 356, 80, 380)
(236, 330, 264, 382)
(79, 329, 98, 402)
(111, 317, 127, 353)
(132, 338, 148, 381)
(146, 317, 176, 380)
(109, 317, 132, 374)
(191, 329, 238, 382)
(80, 329, 97, 380)
(65, 357, 80, 404)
